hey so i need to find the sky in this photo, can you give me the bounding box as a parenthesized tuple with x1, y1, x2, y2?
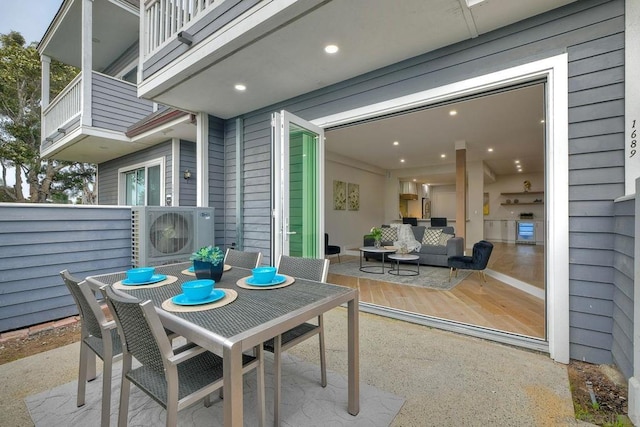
(0, 1, 63, 189)
(0, 0, 63, 45)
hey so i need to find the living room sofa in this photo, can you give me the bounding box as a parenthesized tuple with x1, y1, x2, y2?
(363, 225, 464, 268)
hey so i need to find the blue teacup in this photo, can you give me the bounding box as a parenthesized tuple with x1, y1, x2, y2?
(181, 279, 214, 301)
(252, 266, 277, 284)
(126, 267, 155, 283)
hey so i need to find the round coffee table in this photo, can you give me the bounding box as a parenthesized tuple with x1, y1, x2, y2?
(359, 246, 397, 274)
(388, 253, 420, 276)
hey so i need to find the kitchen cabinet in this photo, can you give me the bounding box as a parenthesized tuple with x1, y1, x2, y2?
(502, 220, 516, 243)
(484, 220, 501, 241)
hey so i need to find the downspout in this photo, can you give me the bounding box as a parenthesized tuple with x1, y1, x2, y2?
(235, 118, 244, 250)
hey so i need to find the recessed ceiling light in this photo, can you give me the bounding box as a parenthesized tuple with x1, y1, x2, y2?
(449, 110, 457, 116)
(412, 179, 417, 182)
(234, 84, 246, 91)
(324, 44, 339, 54)
(487, 148, 494, 152)
(515, 160, 520, 164)
(440, 154, 446, 158)
(400, 159, 405, 163)
(393, 141, 399, 146)
(540, 119, 545, 123)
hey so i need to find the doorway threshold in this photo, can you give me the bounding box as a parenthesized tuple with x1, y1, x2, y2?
(358, 301, 549, 354)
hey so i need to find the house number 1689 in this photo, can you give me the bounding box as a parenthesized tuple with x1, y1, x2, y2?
(631, 119, 637, 158)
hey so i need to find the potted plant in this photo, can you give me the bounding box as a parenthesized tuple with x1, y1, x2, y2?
(366, 227, 383, 248)
(190, 245, 225, 281)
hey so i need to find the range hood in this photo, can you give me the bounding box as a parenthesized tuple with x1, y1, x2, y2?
(399, 182, 418, 200)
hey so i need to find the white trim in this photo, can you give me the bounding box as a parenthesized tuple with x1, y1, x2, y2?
(80, 0, 92, 127)
(311, 54, 570, 363)
(171, 138, 180, 206)
(117, 157, 166, 206)
(196, 113, 209, 207)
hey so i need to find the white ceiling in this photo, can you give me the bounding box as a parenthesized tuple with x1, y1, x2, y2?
(150, 0, 576, 120)
(325, 84, 545, 185)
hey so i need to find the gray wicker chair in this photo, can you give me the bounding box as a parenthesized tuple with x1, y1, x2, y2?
(102, 285, 265, 427)
(60, 270, 122, 427)
(224, 248, 262, 269)
(264, 255, 330, 426)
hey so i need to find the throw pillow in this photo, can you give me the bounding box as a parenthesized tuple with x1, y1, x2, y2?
(438, 233, 454, 246)
(379, 227, 398, 242)
(422, 228, 442, 245)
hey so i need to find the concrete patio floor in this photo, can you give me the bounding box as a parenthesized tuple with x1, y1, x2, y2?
(0, 308, 590, 426)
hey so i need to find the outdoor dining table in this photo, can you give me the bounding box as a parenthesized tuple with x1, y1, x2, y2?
(87, 262, 360, 427)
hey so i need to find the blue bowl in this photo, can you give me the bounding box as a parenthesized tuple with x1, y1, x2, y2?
(126, 267, 155, 283)
(252, 266, 277, 284)
(181, 279, 214, 301)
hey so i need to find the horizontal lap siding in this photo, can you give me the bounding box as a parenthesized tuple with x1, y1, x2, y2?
(179, 140, 197, 206)
(0, 205, 131, 332)
(222, 0, 623, 363)
(98, 141, 173, 205)
(611, 198, 634, 379)
(91, 73, 153, 132)
(209, 117, 226, 248)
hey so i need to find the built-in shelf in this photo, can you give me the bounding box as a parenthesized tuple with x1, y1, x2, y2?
(500, 202, 543, 206)
(500, 191, 544, 196)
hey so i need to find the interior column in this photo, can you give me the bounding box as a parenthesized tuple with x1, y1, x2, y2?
(455, 141, 467, 250)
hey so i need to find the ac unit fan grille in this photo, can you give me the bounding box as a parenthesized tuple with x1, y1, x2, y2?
(148, 212, 193, 257)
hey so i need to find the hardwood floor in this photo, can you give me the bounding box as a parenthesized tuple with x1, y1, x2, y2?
(327, 242, 545, 339)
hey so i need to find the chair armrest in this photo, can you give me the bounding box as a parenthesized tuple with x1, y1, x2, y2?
(446, 237, 464, 257)
(167, 344, 207, 365)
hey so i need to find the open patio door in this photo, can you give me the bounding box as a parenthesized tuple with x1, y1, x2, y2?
(272, 111, 324, 263)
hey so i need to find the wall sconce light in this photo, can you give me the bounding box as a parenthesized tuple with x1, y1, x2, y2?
(177, 31, 193, 46)
(183, 169, 191, 180)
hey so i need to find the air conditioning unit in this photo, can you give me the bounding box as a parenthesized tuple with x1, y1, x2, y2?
(131, 207, 215, 267)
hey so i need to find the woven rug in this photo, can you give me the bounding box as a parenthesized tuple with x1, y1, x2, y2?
(329, 258, 471, 291)
(25, 352, 403, 427)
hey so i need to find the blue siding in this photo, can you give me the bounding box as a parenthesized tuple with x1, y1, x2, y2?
(208, 116, 226, 248)
(222, 0, 624, 363)
(91, 72, 153, 132)
(611, 198, 634, 379)
(0, 204, 131, 332)
(98, 141, 173, 205)
(179, 140, 197, 206)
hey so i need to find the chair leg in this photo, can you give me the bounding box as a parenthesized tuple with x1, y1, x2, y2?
(77, 341, 89, 407)
(100, 353, 113, 427)
(273, 336, 282, 427)
(337, 254, 341, 263)
(255, 345, 266, 427)
(118, 357, 132, 427)
(318, 316, 327, 388)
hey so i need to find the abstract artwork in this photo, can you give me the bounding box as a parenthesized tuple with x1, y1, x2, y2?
(333, 180, 346, 210)
(347, 183, 360, 211)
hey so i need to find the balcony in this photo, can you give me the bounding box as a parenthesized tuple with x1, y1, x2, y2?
(41, 71, 155, 163)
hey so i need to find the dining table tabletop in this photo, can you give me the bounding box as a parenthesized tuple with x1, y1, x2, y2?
(87, 261, 360, 427)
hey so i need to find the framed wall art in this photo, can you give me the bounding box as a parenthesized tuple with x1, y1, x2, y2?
(347, 183, 360, 210)
(333, 180, 346, 210)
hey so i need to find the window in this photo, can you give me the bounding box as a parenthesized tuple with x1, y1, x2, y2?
(119, 160, 163, 206)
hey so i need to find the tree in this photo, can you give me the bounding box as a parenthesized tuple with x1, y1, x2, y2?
(0, 31, 94, 203)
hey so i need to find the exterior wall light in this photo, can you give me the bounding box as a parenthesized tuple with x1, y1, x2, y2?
(183, 169, 191, 180)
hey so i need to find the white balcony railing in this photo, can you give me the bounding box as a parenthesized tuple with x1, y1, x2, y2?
(42, 72, 82, 139)
(144, 0, 226, 56)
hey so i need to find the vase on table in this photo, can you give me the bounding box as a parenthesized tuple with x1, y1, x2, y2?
(193, 260, 224, 282)
(374, 239, 381, 249)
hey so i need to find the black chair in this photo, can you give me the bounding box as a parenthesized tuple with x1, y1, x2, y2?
(402, 217, 418, 226)
(61, 270, 122, 427)
(324, 233, 341, 262)
(431, 217, 447, 227)
(447, 240, 494, 282)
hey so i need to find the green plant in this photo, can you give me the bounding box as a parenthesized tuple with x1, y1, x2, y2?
(367, 227, 382, 241)
(190, 245, 224, 266)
